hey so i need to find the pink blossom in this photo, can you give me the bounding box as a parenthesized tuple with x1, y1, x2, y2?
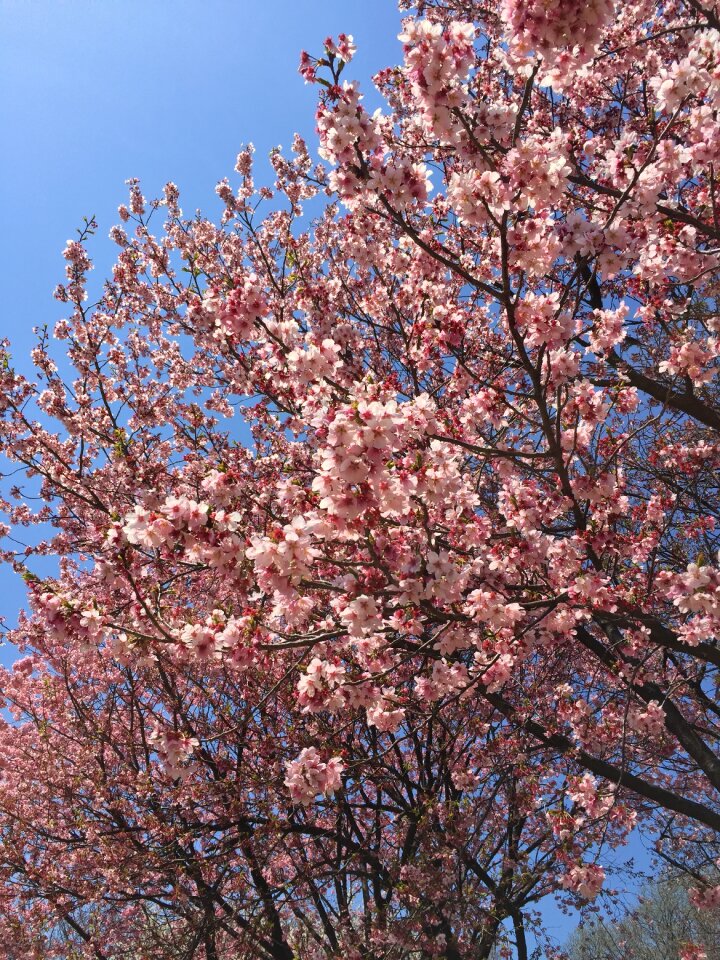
(502, 0, 614, 64)
(560, 862, 605, 899)
(367, 694, 406, 732)
(689, 884, 720, 910)
(149, 726, 199, 781)
(628, 701, 666, 738)
(284, 747, 344, 805)
(680, 946, 708, 960)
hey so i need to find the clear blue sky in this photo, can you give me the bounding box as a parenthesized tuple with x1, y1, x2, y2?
(0, 0, 402, 648)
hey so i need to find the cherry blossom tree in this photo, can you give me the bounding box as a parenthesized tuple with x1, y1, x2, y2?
(0, 629, 636, 959)
(2, 0, 720, 956)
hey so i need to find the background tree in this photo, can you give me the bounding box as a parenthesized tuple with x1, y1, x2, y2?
(566, 873, 720, 960)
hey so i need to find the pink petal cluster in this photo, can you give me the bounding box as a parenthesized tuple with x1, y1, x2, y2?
(560, 862, 606, 900)
(502, 0, 614, 63)
(284, 747, 344, 805)
(148, 727, 199, 781)
(689, 884, 720, 910)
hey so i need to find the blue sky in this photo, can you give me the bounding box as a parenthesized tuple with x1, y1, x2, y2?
(0, 0, 402, 647)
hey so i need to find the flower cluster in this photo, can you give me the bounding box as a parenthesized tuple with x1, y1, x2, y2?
(560, 862, 606, 899)
(149, 727, 199, 781)
(296, 657, 346, 713)
(502, 0, 614, 63)
(398, 19, 476, 144)
(203, 274, 269, 341)
(246, 515, 323, 594)
(689, 883, 720, 910)
(284, 747, 344, 805)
